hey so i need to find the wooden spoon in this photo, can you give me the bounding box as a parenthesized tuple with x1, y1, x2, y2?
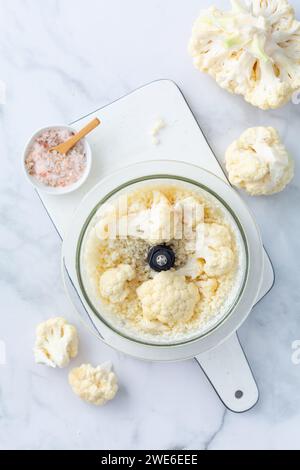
(50, 117, 101, 155)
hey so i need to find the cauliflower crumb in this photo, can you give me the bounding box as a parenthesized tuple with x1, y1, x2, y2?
(137, 271, 200, 327)
(69, 363, 118, 406)
(189, 0, 300, 109)
(225, 127, 294, 195)
(174, 197, 204, 229)
(99, 264, 135, 303)
(150, 118, 166, 145)
(34, 317, 78, 368)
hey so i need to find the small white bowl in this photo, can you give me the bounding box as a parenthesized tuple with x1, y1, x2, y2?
(23, 125, 92, 195)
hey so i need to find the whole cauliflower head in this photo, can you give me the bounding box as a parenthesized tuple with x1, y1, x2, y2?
(137, 271, 200, 327)
(99, 264, 135, 303)
(34, 317, 78, 368)
(195, 223, 235, 276)
(189, 0, 300, 109)
(225, 126, 294, 195)
(69, 363, 118, 406)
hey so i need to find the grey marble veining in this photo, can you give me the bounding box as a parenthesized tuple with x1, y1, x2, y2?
(0, 0, 300, 450)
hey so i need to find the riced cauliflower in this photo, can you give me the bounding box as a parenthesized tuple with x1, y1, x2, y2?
(99, 264, 135, 303)
(137, 271, 200, 327)
(189, 0, 300, 109)
(69, 363, 118, 406)
(225, 126, 294, 195)
(34, 317, 78, 368)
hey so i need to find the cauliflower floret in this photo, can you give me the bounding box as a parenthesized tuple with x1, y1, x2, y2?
(137, 271, 200, 327)
(189, 0, 300, 109)
(176, 223, 235, 278)
(95, 191, 182, 243)
(99, 264, 135, 303)
(0, 80, 6, 105)
(69, 363, 118, 406)
(225, 127, 294, 195)
(34, 317, 78, 368)
(127, 191, 181, 243)
(197, 278, 219, 299)
(95, 216, 115, 241)
(195, 223, 235, 276)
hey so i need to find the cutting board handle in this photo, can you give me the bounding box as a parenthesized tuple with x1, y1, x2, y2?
(195, 333, 259, 413)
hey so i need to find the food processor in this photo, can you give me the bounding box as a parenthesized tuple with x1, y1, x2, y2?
(62, 160, 264, 412)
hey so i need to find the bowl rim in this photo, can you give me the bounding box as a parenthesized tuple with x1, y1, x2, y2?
(22, 124, 92, 195)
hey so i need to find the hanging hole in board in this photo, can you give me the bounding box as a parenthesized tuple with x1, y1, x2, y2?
(235, 390, 243, 399)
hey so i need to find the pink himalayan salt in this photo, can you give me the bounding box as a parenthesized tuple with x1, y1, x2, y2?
(25, 128, 87, 188)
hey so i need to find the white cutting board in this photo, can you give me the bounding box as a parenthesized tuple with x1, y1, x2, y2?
(37, 79, 274, 300)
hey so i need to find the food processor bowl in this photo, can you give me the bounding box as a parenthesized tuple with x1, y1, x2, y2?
(63, 160, 264, 362)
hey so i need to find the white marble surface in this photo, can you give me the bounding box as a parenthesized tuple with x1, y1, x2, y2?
(0, 0, 300, 450)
